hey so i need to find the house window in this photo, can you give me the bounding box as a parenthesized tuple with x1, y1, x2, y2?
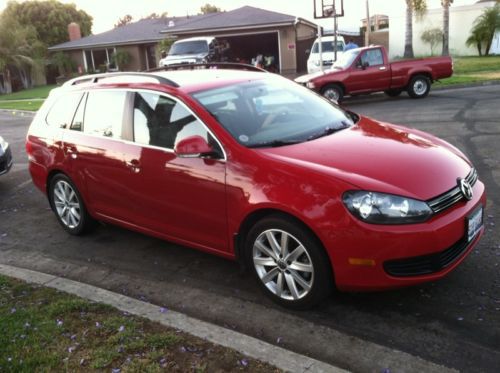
(83, 48, 118, 72)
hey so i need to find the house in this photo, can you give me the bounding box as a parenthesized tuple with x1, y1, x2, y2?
(48, 6, 319, 75)
(388, 0, 500, 57)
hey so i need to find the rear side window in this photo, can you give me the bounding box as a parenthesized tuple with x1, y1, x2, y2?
(133, 92, 215, 150)
(46, 92, 84, 128)
(84, 91, 127, 138)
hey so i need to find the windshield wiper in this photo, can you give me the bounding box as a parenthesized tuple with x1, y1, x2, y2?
(249, 139, 302, 148)
(307, 124, 350, 141)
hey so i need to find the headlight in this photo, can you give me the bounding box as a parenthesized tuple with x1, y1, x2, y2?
(306, 82, 316, 89)
(0, 136, 8, 156)
(343, 191, 432, 224)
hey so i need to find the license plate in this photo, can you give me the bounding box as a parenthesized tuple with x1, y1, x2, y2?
(467, 206, 483, 242)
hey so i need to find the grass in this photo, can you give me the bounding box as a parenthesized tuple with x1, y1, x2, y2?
(436, 55, 500, 87)
(0, 100, 44, 111)
(0, 85, 56, 101)
(0, 275, 280, 372)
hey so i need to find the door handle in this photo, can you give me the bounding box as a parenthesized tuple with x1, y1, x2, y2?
(379, 66, 387, 71)
(126, 159, 141, 173)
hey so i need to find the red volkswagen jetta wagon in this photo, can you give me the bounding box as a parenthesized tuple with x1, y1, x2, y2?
(26, 67, 486, 309)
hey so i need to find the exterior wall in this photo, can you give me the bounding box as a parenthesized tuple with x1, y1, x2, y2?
(388, 1, 497, 58)
(119, 45, 143, 71)
(369, 30, 389, 51)
(279, 26, 298, 75)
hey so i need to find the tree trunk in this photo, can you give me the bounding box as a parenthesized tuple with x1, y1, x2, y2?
(442, 2, 450, 56)
(404, 0, 414, 58)
(477, 42, 482, 56)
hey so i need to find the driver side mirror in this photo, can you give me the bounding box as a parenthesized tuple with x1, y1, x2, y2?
(174, 135, 215, 158)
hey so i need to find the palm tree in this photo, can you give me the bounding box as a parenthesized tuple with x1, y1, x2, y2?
(467, 5, 500, 56)
(441, 0, 454, 56)
(404, 0, 427, 58)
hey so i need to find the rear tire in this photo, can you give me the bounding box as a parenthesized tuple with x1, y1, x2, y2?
(48, 174, 96, 235)
(245, 214, 333, 309)
(384, 89, 403, 97)
(407, 75, 431, 98)
(321, 84, 344, 103)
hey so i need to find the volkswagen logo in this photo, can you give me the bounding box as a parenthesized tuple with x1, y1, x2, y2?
(458, 178, 473, 200)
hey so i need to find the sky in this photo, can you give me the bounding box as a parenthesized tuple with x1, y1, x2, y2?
(0, 0, 478, 34)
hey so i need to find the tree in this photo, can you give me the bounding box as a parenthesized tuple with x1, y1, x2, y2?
(200, 3, 221, 14)
(141, 12, 168, 20)
(404, 0, 427, 58)
(421, 28, 443, 55)
(441, 0, 453, 56)
(466, 5, 500, 56)
(466, 26, 488, 56)
(0, 17, 42, 92)
(2, 1, 92, 48)
(115, 14, 133, 28)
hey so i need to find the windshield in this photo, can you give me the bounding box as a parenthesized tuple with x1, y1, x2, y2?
(192, 78, 355, 148)
(333, 49, 360, 69)
(169, 40, 208, 56)
(311, 41, 344, 53)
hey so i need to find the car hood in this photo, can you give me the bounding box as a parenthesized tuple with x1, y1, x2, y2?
(257, 117, 471, 200)
(163, 53, 207, 64)
(295, 68, 344, 83)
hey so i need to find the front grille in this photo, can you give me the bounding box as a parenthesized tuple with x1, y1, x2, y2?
(383, 236, 470, 277)
(427, 168, 478, 214)
(0, 146, 12, 173)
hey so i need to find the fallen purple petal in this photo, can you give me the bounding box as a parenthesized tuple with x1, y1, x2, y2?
(112, 369, 121, 373)
(160, 307, 167, 313)
(80, 358, 85, 366)
(180, 346, 187, 352)
(68, 346, 76, 353)
(57, 319, 63, 326)
(10, 308, 16, 314)
(240, 358, 249, 367)
(118, 325, 125, 332)
(71, 334, 77, 340)
(457, 317, 464, 321)
(95, 322, 101, 328)
(276, 337, 283, 344)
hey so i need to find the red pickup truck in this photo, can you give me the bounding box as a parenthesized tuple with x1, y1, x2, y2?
(295, 45, 452, 102)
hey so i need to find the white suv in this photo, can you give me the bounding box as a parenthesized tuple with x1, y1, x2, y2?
(307, 36, 345, 74)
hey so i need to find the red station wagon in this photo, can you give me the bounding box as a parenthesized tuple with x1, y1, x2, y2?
(26, 67, 486, 308)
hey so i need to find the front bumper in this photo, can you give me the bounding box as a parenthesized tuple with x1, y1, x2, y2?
(0, 145, 13, 175)
(328, 180, 486, 291)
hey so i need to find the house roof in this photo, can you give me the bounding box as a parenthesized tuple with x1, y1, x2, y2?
(49, 6, 315, 51)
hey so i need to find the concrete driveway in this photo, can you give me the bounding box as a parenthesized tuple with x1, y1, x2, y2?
(0, 85, 499, 372)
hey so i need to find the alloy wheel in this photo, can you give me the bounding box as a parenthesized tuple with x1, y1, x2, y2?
(53, 180, 81, 229)
(252, 229, 314, 301)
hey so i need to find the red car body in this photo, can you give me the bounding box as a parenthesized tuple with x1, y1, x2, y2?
(27, 69, 484, 296)
(295, 46, 453, 99)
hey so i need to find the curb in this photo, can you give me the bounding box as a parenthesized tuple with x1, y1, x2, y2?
(433, 79, 500, 91)
(0, 263, 347, 373)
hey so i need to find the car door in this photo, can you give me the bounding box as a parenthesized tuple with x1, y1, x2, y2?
(62, 89, 141, 221)
(347, 48, 391, 93)
(123, 90, 228, 252)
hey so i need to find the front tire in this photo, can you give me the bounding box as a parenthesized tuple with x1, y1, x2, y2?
(407, 75, 431, 98)
(245, 215, 333, 309)
(48, 174, 95, 235)
(321, 84, 344, 103)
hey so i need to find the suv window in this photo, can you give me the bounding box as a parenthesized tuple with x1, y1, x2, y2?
(46, 92, 84, 128)
(360, 48, 384, 67)
(84, 91, 127, 138)
(133, 92, 216, 151)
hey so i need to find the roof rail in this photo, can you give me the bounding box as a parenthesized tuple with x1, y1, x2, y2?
(148, 62, 267, 73)
(63, 72, 179, 87)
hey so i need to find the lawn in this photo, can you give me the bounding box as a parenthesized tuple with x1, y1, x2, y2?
(0, 84, 56, 111)
(436, 55, 500, 87)
(0, 85, 56, 100)
(0, 275, 279, 372)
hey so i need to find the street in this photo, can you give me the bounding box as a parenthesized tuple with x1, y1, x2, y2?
(1, 85, 499, 372)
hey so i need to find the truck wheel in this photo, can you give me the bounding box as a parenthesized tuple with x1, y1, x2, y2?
(384, 89, 402, 97)
(407, 75, 431, 98)
(321, 84, 343, 103)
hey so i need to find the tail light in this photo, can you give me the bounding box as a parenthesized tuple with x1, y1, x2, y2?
(26, 138, 34, 160)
